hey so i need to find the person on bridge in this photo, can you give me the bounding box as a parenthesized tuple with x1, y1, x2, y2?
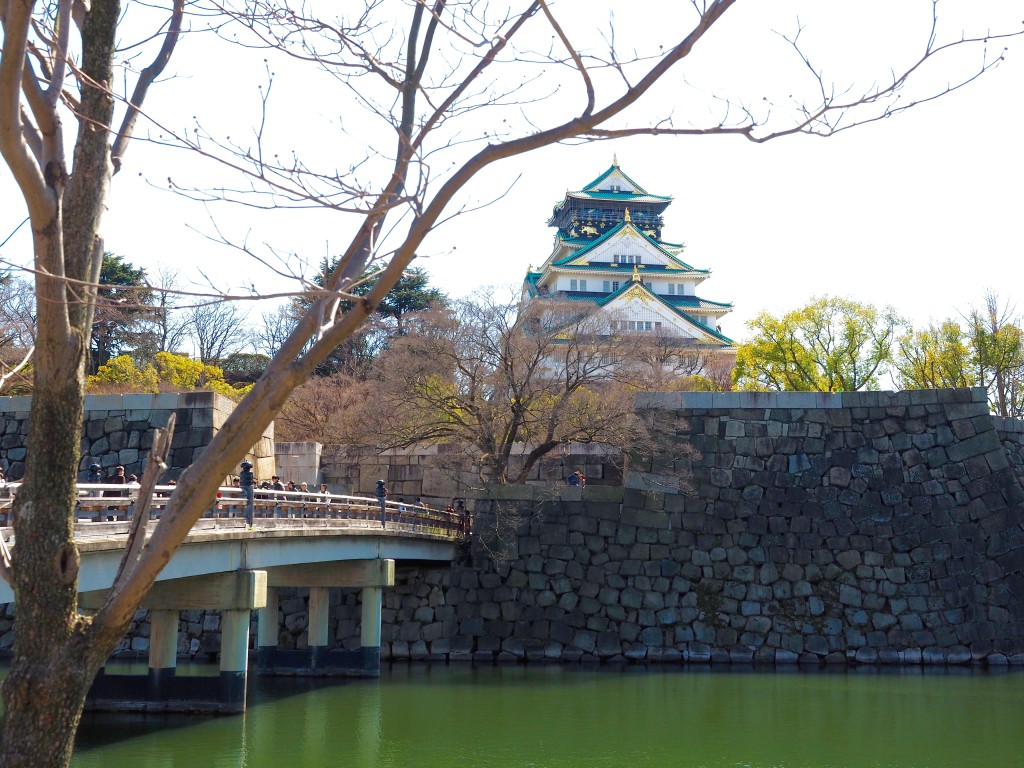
(104, 464, 126, 490)
(240, 461, 255, 529)
(102, 465, 127, 520)
(375, 479, 388, 528)
(87, 463, 103, 496)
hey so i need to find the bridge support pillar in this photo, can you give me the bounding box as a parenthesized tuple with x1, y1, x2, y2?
(257, 586, 279, 668)
(360, 585, 383, 674)
(147, 609, 179, 701)
(256, 559, 393, 677)
(220, 609, 251, 712)
(83, 570, 266, 714)
(308, 586, 330, 669)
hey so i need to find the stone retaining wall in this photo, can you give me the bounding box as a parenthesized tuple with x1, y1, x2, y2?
(20, 387, 1024, 666)
(0, 392, 274, 481)
(286, 387, 1024, 665)
(313, 442, 622, 500)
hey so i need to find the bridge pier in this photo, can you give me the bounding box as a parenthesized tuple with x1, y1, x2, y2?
(308, 586, 330, 668)
(360, 585, 383, 672)
(257, 585, 279, 668)
(83, 570, 266, 713)
(147, 609, 179, 702)
(256, 559, 394, 677)
(219, 609, 251, 709)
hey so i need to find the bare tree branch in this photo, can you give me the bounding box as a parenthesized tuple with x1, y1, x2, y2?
(111, 0, 185, 173)
(0, 0, 50, 218)
(107, 412, 175, 594)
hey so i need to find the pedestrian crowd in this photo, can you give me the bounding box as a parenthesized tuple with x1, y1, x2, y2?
(70, 461, 470, 535)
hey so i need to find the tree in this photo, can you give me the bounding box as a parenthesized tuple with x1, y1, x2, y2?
(359, 293, 662, 484)
(183, 301, 247, 364)
(357, 265, 446, 337)
(0, 275, 37, 395)
(966, 292, 1024, 417)
(142, 265, 190, 359)
(276, 373, 375, 443)
(616, 323, 733, 391)
(1, 0, 1019, 764)
(88, 352, 252, 401)
(734, 296, 903, 392)
(302, 263, 447, 375)
(90, 254, 157, 374)
(0, 274, 36, 350)
(0, 0, 187, 761)
(254, 303, 299, 358)
(892, 319, 976, 391)
(220, 352, 272, 386)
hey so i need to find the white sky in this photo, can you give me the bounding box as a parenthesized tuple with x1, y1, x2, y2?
(2, 0, 1023, 344)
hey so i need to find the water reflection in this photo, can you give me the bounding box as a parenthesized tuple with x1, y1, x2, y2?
(70, 663, 1024, 768)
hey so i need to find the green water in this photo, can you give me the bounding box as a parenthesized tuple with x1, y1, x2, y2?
(70, 664, 1024, 768)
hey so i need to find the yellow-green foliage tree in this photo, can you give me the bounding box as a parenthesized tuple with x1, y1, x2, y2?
(88, 353, 251, 402)
(87, 356, 160, 392)
(734, 296, 903, 392)
(967, 293, 1024, 418)
(892, 320, 976, 391)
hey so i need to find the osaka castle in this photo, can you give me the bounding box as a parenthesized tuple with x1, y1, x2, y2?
(521, 159, 736, 366)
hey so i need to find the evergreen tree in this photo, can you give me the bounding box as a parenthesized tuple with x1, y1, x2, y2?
(304, 262, 446, 375)
(90, 253, 158, 374)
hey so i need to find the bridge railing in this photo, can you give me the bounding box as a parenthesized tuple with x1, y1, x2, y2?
(0, 483, 467, 539)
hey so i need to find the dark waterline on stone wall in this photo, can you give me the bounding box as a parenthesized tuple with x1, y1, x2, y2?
(67, 663, 1024, 768)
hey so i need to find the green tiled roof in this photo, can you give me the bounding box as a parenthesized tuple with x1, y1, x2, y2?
(661, 295, 732, 310)
(551, 220, 695, 270)
(580, 163, 658, 196)
(550, 282, 734, 344)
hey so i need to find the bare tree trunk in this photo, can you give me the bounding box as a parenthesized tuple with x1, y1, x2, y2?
(0, 0, 151, 761)
(0, 227, 97, 767)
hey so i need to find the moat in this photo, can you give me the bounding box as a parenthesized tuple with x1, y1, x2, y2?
(70, 663, 1024, 768)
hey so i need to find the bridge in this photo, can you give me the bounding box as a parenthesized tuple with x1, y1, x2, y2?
(0, 485, 464, 714)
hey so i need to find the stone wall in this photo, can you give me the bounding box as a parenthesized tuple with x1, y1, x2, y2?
(274, 387, 1024, 665)
(276, 441, 323, 487)
(0, 392, 275, 482)
(314, 442, 622, 500)
(30, 387, 1024, 666)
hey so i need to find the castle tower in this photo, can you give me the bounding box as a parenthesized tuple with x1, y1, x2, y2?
(522, 159, 735, 367)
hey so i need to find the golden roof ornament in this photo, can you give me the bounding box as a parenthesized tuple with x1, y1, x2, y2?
(624, 208, 631, 223)
(632, 264, 641, 282)
(613, 153, 619, 166)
